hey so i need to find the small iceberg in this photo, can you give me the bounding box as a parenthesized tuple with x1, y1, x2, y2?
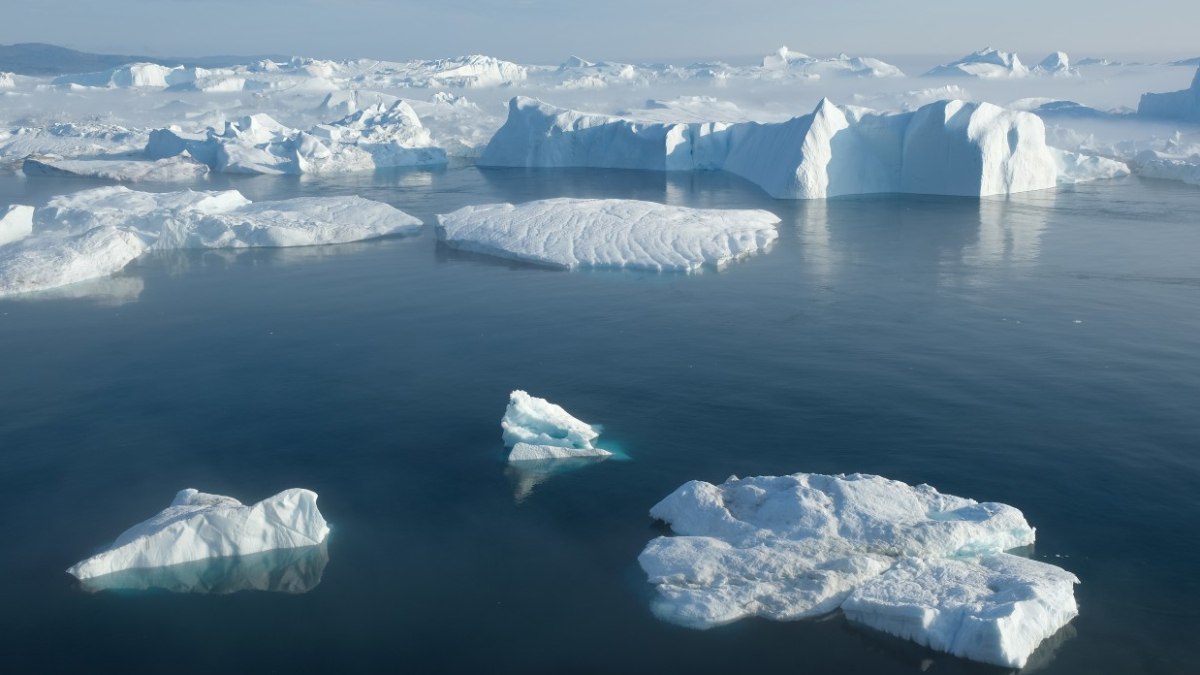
(67, 488, 331, 581)
(502, 390, 611, 461)
(437, 199, 780, 272)
(638, 472, 1078, 668)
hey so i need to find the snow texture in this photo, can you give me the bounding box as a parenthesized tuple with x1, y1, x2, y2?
(67, 488, 330, 580)
(481, 97, 1064, 199)
(0, 186, 421, 296)
(639, 472, 1077, 668)
(437, 198, 779, 272)
(501, 390, 611, 461)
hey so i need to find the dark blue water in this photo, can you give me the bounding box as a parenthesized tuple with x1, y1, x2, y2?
(0, 168, 1197, 674)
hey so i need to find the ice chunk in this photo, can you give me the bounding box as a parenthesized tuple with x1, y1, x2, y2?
(437, 199, 779, 272)
(0, 186, 422, 297)
(52, 63, 203, 89)
(843, 554, 1080, 668)
(1033, 52, 1076, 77)
(639, 473, 1077, 666)
(1051, 148, 1130, 184)
(924, 49, 1030, 79)
(77, 542, 329, 594)
(22, 154, 209, 182)
(501, 390, 609, 459)
(1137, 66, 1200, 121)
(1131, 150, 1200, 186)
(0, 205, 33, 246)
(481, 97, 1059, 199)
(67, 488, 330, 580)
(0, 72, 15, 89)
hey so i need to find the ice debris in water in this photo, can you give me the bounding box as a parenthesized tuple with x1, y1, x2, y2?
(638, 472, 1078, 668)
(67, 488, 330, 581)
(437, 198, 779, 272)
(502, 390, 612, 461)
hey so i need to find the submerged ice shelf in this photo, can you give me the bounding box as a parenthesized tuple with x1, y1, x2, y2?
(638, 472, 1078, 668)
(0, 186, 421, 296)
(437, 199, 779, 272)
(68, 488, 330, 581)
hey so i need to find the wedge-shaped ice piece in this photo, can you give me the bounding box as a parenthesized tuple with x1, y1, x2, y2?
(501, 390, 607, 456)
(67, 488, 330, 581)
(438, 199, 779, 272)
(842, 553, 1079, 668)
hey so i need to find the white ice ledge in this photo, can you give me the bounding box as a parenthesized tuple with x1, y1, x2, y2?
(68, 488, 330, 581)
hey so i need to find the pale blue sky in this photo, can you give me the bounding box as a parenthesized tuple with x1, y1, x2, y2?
(3, 0, 1197, 63)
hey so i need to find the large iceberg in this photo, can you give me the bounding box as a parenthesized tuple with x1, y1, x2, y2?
(437, 199, 779, 272)
(1137, 66, 1200, 121)
(480, 97, 1062, 199)
(760, 47, 904, 78)
(638, 472, 1078, 668)
(924, 49, 1030, 78)
(52, 62, 204, 89)
(146, 100, 446, 174)
(68, 488, 330, 581)
(501, 390, 612, 461)
(0, 186, 422, 296)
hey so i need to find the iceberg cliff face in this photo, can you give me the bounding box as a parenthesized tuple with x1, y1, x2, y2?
(638, 472, 1078, 668)
(68, 488, 330, 581)
(1137, 67, 1200, 122)
(480, 97, 1059, 199)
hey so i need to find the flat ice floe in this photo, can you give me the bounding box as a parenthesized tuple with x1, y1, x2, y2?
(480, 97, 1103, 199)
(638, 472, 1078, 668)
(437, 199, 779, 272)
(502, 390, 612, 461)
(0, 186, 421, 296)
(22, 154, 209, 181)
(68, 488, 330, 581)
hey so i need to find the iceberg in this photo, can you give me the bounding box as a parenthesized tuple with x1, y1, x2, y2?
(52, 62, 204, 89)
(22, 154, 209, 181)
(638, 472, 1078, 668)
(437, 199, 780, 272)
(924, 49, 1030, 79)
(0, 186, 422, 296)
(1137, 66, 1200, 121)
(1033, 52, 1076, 77)
(67, 488, 330, 581)
(760, 47, 904, 78)
(145, 101, 446, 174)
(501, 390, 611, 461)
(480, 97, 1063, 199)
(1051, 148, 1130, 184)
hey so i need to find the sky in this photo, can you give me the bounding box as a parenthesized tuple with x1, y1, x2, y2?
(2, 0, 1198, 64)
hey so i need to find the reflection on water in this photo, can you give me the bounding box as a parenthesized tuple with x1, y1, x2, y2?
(12, 275, 145, 306)
(504, 457, 610, 503)
(969, 191, 1056, 268)
(77, 543, 329, 595)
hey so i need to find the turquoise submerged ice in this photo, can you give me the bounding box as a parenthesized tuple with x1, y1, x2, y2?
(639, 472, 1078, 668)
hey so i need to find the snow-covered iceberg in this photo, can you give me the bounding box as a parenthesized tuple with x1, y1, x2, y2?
(501, 390, 611, 461)
(1137, 66, 1200, 121)
(925, 49, 1030, 79)
(0, 186, 422, 297)
(1033, 52, 1077, 77)
(52, 62, 204, 89)
(22, 154, 209, 181)
(145, 100, 446, 174)
(638, 472, 1078, 668)
(437, 199, 779, 272)
(760, 47, 904, 78)
(67, 488, 330, 581)
(480, 97, 1063, 199)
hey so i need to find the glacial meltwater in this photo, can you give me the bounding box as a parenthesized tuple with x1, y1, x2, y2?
(0, 167, 1197, 674)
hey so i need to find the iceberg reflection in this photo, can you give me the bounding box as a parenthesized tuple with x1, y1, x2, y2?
(76, 541, 329, 595)
(505, 457, 609, 504)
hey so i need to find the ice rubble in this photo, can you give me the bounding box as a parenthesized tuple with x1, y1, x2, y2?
(501, 390, 612, 461)
(1051, 148, 1130, 184)
(480, 97, 1066, 198)
(1137, 66, 1200, 121)
(145, 100, 446, 174)
(67, 488, 330, 580)
(22, 154, 209, 181)
(0, 186, 421, 296)
(437, 199, 780, 272)
(924, 49, 1030, 79)
(639, 472, 1078, 668)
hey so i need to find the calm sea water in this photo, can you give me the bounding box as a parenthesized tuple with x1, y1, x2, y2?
(0, 167, 1197, 674)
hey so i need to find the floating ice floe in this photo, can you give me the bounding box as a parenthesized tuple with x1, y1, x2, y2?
(67, 488, 330, 581)
(502, 389, 612, 461)
(146, 100, 446, 174)
(638, 472, 1078, 668)
(22, 154, 209, 181)
(1137, 66, 1200, 122)
(0, 186, 421, 296)
(481, 97, 1090, 198)
(437, 199, 780, 272)
(925, 49, 1030, 79)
